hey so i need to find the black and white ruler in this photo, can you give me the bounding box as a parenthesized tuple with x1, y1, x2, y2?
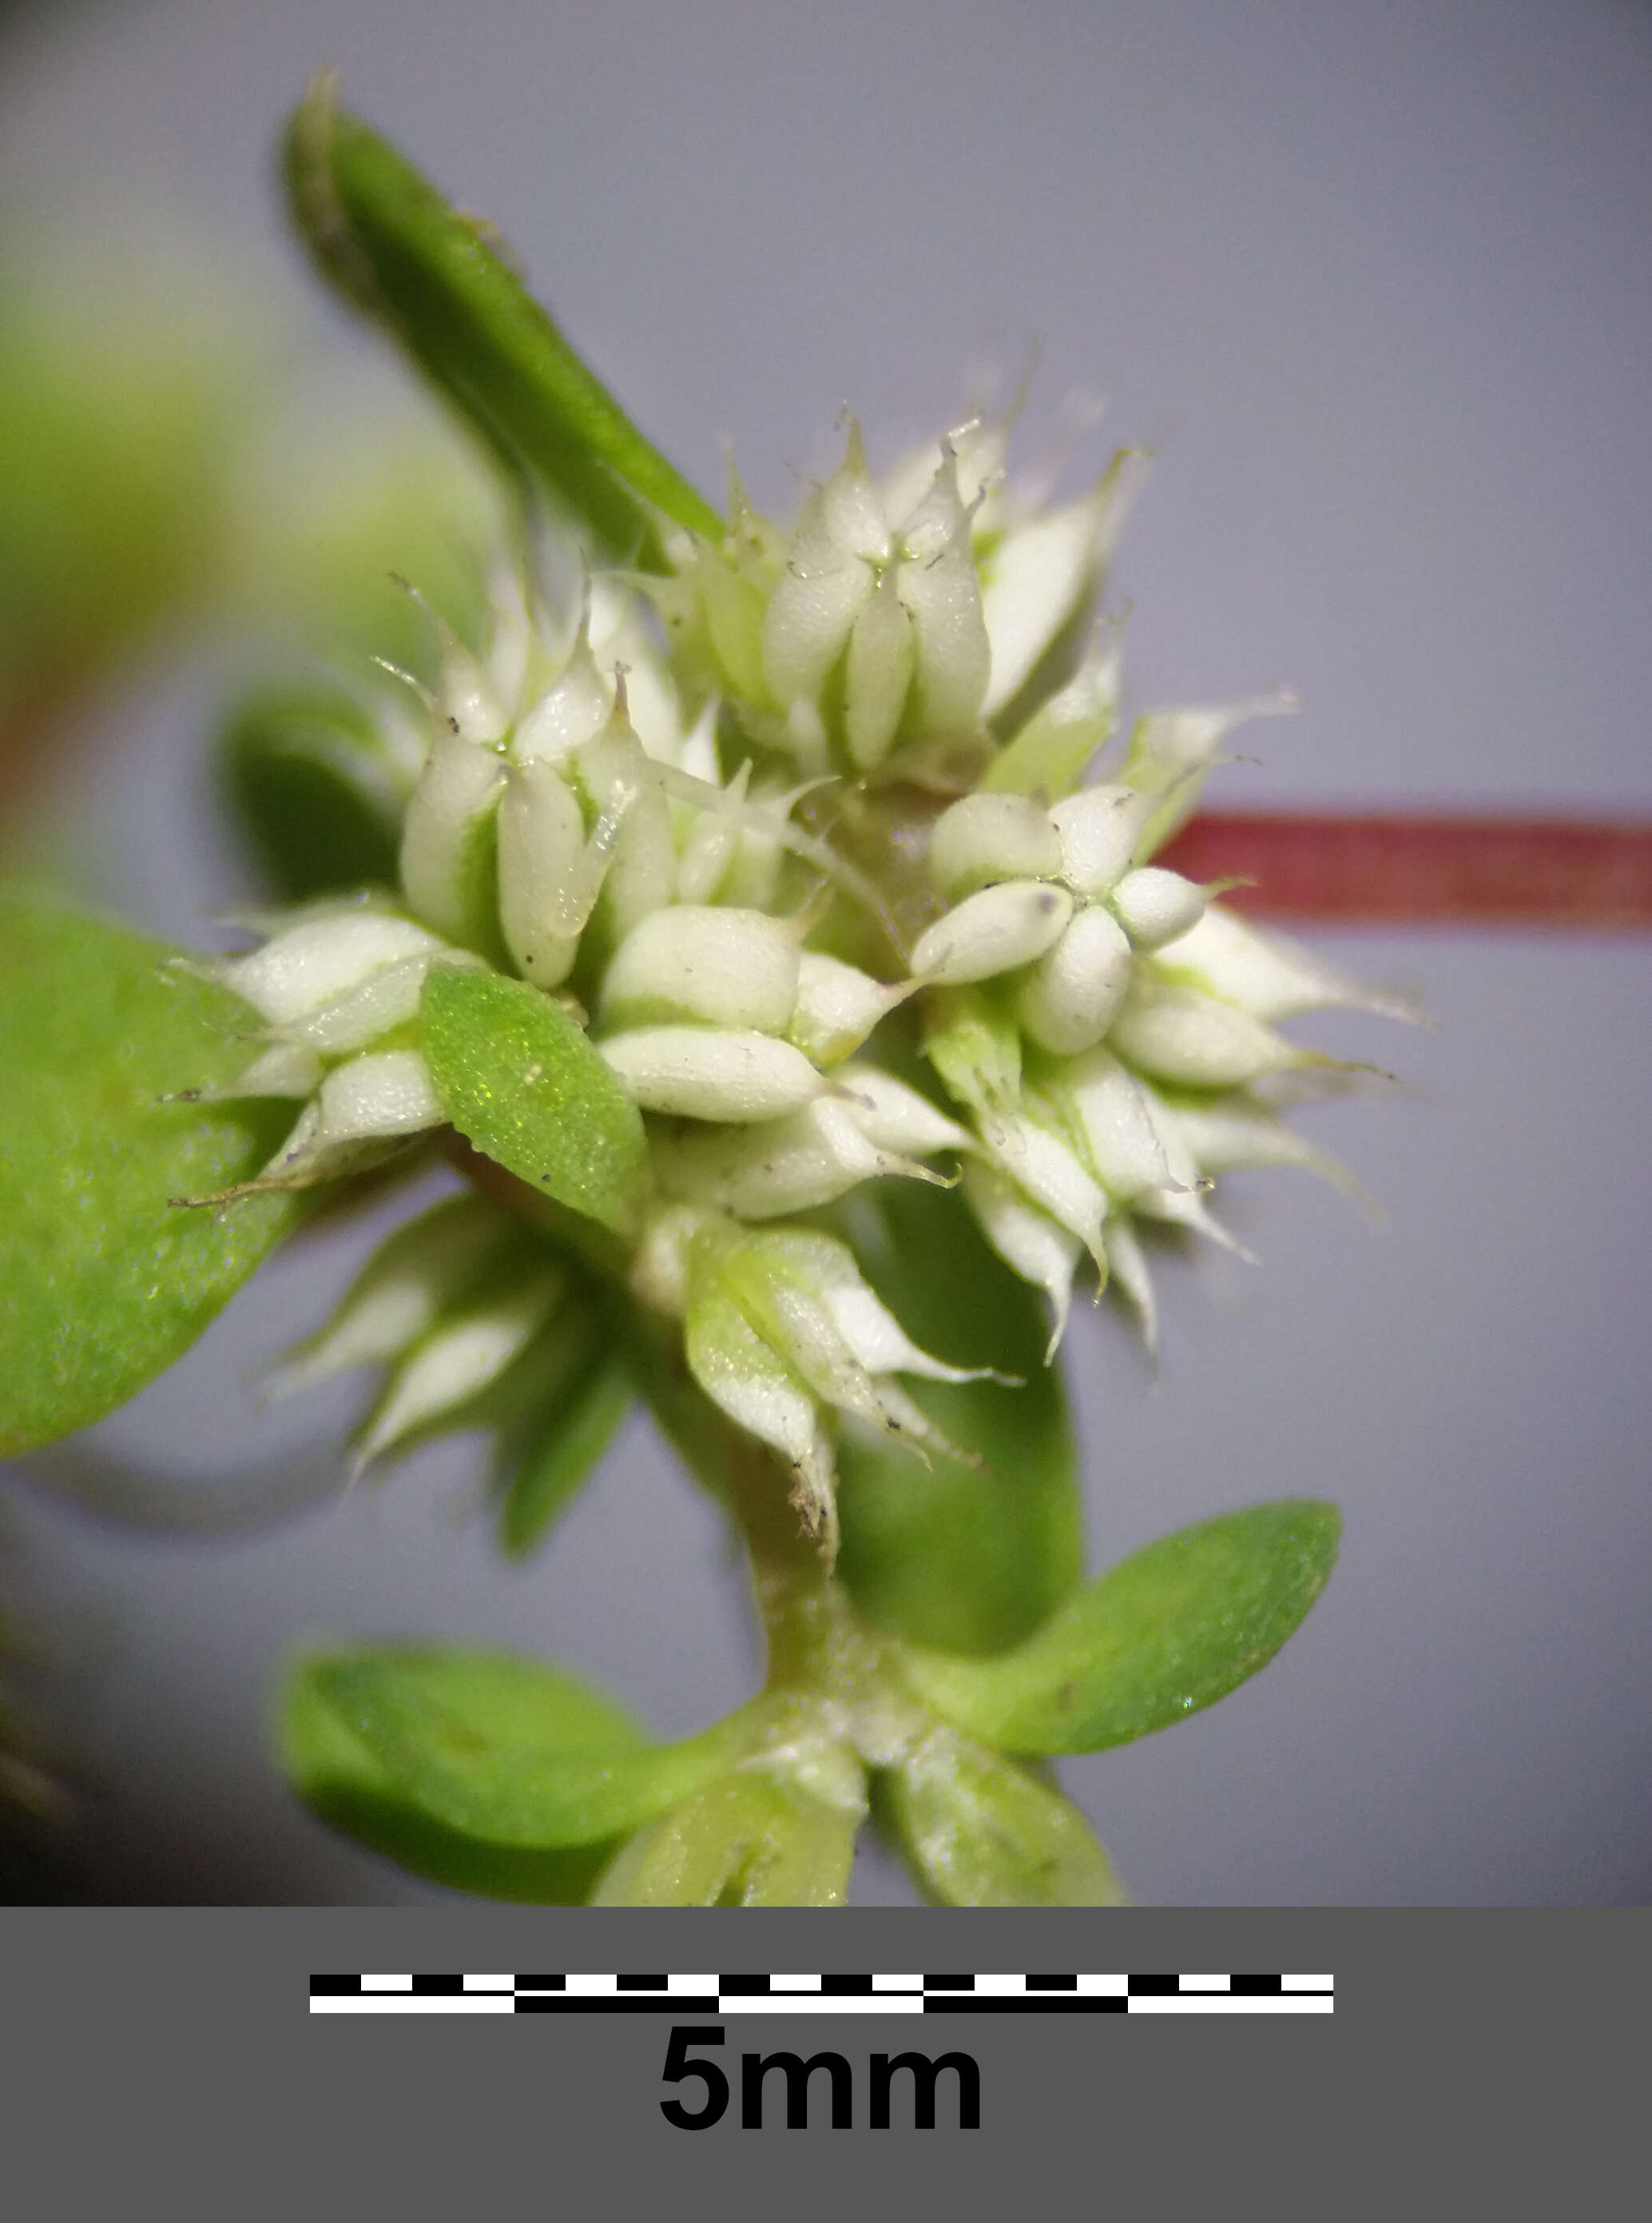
(310, 1971, 1334, 2015)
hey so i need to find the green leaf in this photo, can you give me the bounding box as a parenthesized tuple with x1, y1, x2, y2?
(590, 1773, 859, 1907)
(284, 77, 722, 563)
(0, 893, 300, 1456)
(899, 1499, 1342, 1755)
(420, 966, 650, 1240)
(312, 1646, 744, 1848)
(217, 685, 404, 902)
(496, 1328, 633, 1558)
(834, 1181, 1085, 1655)
(279, 1657, 618, 1901)
(878, 1728, 1127, 1907)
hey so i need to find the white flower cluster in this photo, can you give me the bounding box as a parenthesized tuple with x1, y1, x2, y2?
(197, 415, 1406, 1541)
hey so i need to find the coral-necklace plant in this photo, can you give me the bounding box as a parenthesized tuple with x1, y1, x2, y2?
(0, 81, 1400, 1904)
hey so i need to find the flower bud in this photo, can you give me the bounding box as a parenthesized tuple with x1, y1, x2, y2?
(1014, 903, 1133, 1054)
(399, 728, 505, 949)
(911, 879, 1073, 986)
(927, 793, 1063, 899)
(1108, 865, 1206, 950)
(598, 905, 800, 1034)
(598, 1026, 825, 1121)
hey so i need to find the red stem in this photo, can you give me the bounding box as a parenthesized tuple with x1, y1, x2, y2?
(1159, 814, 1652, 930)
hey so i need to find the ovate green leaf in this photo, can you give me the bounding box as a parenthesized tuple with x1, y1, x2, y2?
(420, 966, 650, 1240)
(0, 894, 300, 1456)
(835, 1181, 1084, 1655)
(284, 77, 721, 562)
(279, 1658, 618, 1901)
(312, 1646, 743, 1848)
(899, 1499, 1342, 1755)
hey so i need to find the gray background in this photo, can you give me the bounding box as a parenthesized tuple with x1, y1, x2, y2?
(2, 0, 1648, 1903)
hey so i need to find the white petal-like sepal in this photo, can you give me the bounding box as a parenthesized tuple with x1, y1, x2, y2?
(653, 1098, 925, 1220)
(513, 634, 614, 764)
(979, 452, 1145, 719)
(1015, 904, 1134, 1055)
(832, 1065, 974, 1158)
(598, 905, 800, 1034)
(267, 1193, 523, 1399)
(895, 448, 991, 735)
(787, 953, 909, 1066)
(960, 1158, 1081, 1360)
(1108, 976, 1306, 1090)
(1051, 1047, 1173, 1201)
(911, 879, 1073, 985)
(354, 1259, 569, 1467)
(926, 793, 1063, 899)
(762, 483, 876, 713)
(257, 1048, 444, 1185)
(599, 1026, 825, 1121)
(399, 728, 506, 947)
(1122, 690, 1297, 859)
(1108, 865, 1207, 950)
(843, 564, 915, 770)
(1154, 903, 1422, 1025)
(215, 908, 443, 1024)
(1049, 783, 1151, 900)
(979, 1107, 1110, 1270)
(496, 760, 587, 986)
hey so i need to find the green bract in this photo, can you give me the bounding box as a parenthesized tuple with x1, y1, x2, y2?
(420, 966, 650, 1239)
(0, 895, 300, 1455)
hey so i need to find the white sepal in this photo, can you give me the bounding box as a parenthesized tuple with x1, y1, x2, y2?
(353, 1260, 569, 1468)
(399, 728, 506, 945)
(1154, 903, 1422, 1025)
(787, 953, 910, 1066)
(1108, 976, 1306, 1090)
(895, 448, 992, 736)
(496, 759, 588, 986)
(598, 1026, 825, 1121)
(761, 482, 875, 714)
(1015, 904, 1134, 1055)
(960, 1158, 1081, 1360)
(843, 563, 915, 770)
(213, 908, 443, 1025)
(598, 905, 800, 1034)
(979, 1106, 1110, 1272)
(832, 1065, 975, 1157)
(927, 793, 1063, 899)
(911, 879, 1073, 986)
(266, 1193, 520, 1400)
(1122, 689, 1297, 859)
(1049, 783, 1151, 899)
(257, 1048, 443, 1185)
(979, 453, 1144, 718)
(653, 1098, 935, 1221)
(1108, 866, 1207, 950)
